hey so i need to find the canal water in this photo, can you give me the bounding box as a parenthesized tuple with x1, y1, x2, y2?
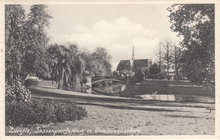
(91, 80, 214, 103)
(92, 80, 126, 95)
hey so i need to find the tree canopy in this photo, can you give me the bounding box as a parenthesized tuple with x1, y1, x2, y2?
(47, 44, 112, 90)
(80, 47, 112, 77)
(5, 4, 112, 92)
(5, 5, 26, 80)
(149, 63, 160, 75)
(168, 4, 214, 86)
(23, 5, 52, 78)
(5, 5, 52, 81)
(90, 47, 112, 76)
(47, 44, 85, 91)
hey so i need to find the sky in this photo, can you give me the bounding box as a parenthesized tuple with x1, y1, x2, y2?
(24, 4, 180, 70)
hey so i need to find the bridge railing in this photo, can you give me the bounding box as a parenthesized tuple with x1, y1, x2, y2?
(91, 76, 126, 83)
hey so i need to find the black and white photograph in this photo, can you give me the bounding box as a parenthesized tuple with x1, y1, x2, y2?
(1, 0, 219, 137)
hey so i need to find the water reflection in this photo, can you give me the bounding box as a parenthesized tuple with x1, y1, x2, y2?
(137, 94, 214, 103)
(92, 80, 126, 94)
(91, 80, 214, 103)
(138, 94, 176, 101)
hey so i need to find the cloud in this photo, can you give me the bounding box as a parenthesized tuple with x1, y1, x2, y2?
(48, 17, 178, 70)
(73, 24, 91, 33)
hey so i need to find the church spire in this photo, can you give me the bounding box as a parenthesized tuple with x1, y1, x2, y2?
(132, 45, 134, 61)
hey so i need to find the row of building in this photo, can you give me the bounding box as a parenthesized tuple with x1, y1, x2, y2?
(115, 46, 177, 80)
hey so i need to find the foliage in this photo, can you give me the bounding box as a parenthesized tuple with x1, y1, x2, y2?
(168, 4, 214, 86)
(24, 79, 39, 87)
(134, 69, 144, 82)
(147, 63, 160, 79)
(6, 79, 31, 103)
(149, 63, 160, 75)
(147, 63, 167, 79)
(47, 44, 85, 91)
(161, 41, 173, 71)
(47, 45, 113, 90)
(5, 5, 26, 80)
(76, 47, 113, 77)
(6, 98, 87, 127)
(55, 101, 87, 122)
(5, 5, 52, 81)
(117, 60, 130, 72)
(172, 45, 183, 80)
(6, 101, 35, 127)
(159, 40, 175, 80)
(79, 48, 92, 73)
(90, 47, 112, 76)
(22, 5, 52, 79)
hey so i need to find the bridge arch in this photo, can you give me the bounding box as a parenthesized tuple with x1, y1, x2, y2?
(91, 78, 126, 85)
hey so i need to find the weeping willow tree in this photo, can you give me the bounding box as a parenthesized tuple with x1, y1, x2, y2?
(47, 44, 85, 91)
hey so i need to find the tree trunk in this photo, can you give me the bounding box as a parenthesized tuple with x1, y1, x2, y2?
(159, 44, 162, 78)
(72, 74, 82, 92)
(166, 44, 170, 80)
(58, 67, 64, 89)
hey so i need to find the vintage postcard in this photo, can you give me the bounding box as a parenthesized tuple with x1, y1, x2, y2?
(0, 0, 219, 139)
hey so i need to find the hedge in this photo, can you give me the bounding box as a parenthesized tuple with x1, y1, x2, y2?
(6, 98, 87, 127)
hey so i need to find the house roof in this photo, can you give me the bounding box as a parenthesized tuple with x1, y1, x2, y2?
(117, 59, 151, 72)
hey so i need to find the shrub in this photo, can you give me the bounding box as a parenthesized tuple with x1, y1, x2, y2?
(76, 106, 88, 120)
(55, 102, 81, 123)
(147, 72, 167, 79)
(5, 98, 88, 127)
(24, 79, 39, 87)
(149, 63, 160, 75)
(30, 99, 57, 124)
(128, 76, 141, 84)
(5, 101, 35, 127)
(6, 79, 31, 103)
(135, 69, 144, 82)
